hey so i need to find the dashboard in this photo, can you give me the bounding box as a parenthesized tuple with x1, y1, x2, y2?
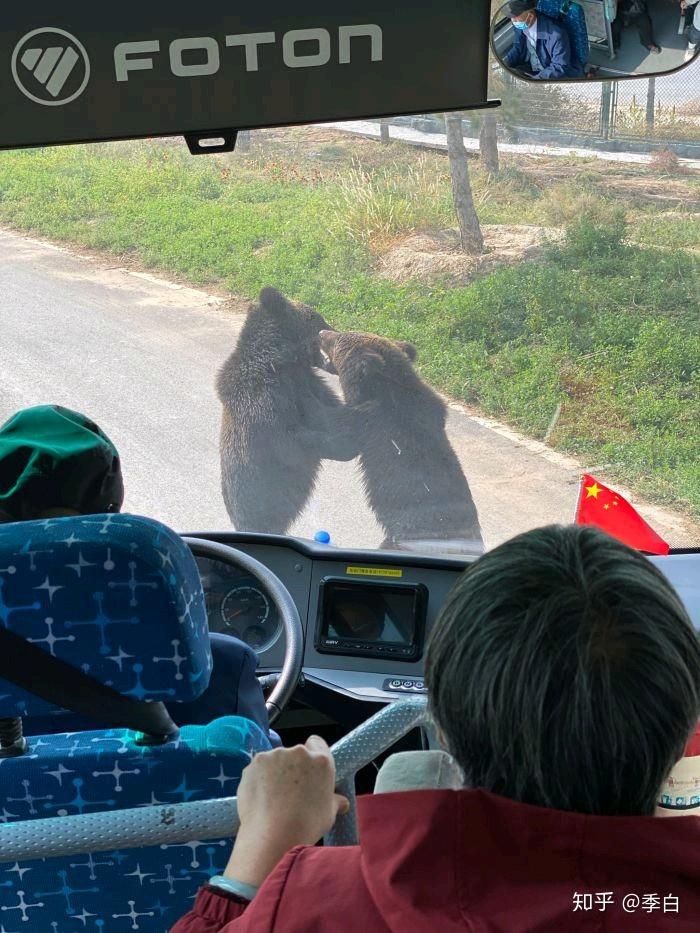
(191, 532, 700, 706)
(193, 533, 463, 703)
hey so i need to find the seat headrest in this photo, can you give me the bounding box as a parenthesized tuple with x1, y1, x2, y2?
(0, 514, 211, 717)
(374, 751, 463, 794)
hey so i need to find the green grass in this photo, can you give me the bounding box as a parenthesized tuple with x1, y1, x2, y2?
(0, 141, 697, 518)
(629, 209, 700, 251)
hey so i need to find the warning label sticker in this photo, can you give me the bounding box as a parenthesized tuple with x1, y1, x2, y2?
(345, 566, 403, 578)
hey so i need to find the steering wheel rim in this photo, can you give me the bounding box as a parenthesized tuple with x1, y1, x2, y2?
(183, 538, 304, 726)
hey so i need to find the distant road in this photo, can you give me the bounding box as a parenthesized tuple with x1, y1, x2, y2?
(0, 229, 695, 550)
(319, 121, 700, 171)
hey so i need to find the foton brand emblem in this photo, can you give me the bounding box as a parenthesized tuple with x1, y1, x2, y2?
(12, 28, 91, 106)
(114, 25, 383, 81)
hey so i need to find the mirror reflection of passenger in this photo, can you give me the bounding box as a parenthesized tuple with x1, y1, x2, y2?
(681, 0, 700, 61)
(504, 0, 585, 78)
(611, 0, 661, 54)
(329, 593, 386, 642)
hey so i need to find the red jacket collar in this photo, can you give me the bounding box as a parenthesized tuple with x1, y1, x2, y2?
(358, 789, 700, 931)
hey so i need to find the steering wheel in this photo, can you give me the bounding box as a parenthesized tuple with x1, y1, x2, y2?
(183, 538, 304, 726)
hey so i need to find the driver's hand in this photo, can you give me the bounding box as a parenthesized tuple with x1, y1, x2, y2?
(223, 736, 350, 888)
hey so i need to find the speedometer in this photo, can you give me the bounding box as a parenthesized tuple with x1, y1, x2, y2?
(219, 584, 281, 651)
(221, 585, 270, 630)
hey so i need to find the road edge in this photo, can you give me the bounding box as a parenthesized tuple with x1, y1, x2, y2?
(1, 224, 696, 544)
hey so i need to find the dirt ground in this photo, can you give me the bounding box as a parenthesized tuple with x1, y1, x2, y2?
(377, 225, 559, 285)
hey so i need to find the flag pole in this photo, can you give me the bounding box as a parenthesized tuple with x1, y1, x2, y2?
(573, 473, 586, 524)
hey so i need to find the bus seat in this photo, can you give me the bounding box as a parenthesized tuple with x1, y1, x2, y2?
(0, 514, 271, 931)
(536, 0, 590, 69)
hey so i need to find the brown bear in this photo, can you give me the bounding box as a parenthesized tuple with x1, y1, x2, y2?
(217, 288, 359, 533)
(319, 329, 484, 555)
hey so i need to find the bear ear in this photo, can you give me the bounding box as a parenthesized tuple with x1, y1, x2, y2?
(396, 341, 418, 362)
(259, 287, 290, 316)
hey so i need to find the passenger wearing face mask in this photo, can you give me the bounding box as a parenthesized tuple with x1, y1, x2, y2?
(503, 0, 584, 79)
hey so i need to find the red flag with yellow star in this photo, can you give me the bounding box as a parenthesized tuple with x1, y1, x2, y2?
(575, 474, 669, 555)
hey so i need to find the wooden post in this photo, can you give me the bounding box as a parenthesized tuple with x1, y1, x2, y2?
(479, 112, 499, 175)
(444, 112, 484, 254)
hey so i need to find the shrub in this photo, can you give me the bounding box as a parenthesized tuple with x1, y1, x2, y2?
(544, 190, 627, 258)
(648, 148, 686, 174)
(328, 156, 453, 249)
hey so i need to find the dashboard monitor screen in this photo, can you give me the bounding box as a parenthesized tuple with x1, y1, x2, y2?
(316, 578, 426, 662)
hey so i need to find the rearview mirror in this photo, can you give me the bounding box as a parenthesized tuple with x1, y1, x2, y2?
(490, 0, 699, 82)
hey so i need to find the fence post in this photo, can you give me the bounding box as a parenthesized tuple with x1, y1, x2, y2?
(600, 81, 613, 139)
(646, 77, 656, 133)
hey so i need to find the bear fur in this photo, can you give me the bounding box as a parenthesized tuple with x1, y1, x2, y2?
(320, 329, 483, 554)
(217, 288, 359, 533)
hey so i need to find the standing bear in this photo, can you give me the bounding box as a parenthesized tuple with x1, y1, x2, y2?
(216, 288, 359, 534)
(320, 329, 484, 555)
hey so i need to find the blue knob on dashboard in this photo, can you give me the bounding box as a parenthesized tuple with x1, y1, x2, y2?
(314, 530, 331, 544)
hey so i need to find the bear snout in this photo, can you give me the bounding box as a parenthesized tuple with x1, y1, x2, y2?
(319, 329, 340, 374)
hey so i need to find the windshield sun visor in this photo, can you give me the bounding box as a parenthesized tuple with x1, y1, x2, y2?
(0, 1, 496, 152)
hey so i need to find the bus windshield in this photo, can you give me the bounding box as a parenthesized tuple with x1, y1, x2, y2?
(0, 70, 697, 555)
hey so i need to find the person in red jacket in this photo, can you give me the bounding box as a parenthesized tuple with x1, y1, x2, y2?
(172, 524, 700, 932)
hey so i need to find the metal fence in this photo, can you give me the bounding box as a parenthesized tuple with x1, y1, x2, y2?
(389, 61, 700, 156)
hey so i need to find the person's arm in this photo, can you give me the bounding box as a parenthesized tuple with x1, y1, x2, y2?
(503, 31, 526, 68)
(167, 634, 269, 732)
(537, 29, 572, 79)
(169, 885, 250, 931)
(171, 736, 349, 932)
(170, 848, 304, 932)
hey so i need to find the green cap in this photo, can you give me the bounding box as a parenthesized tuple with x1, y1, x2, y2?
(0, 405, 124, 522)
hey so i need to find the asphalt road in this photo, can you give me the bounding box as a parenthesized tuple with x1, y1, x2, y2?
(0, 229, 695, 550)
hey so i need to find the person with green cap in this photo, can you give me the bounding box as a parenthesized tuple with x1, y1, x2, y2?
(0, 404, 272, 740)
(0, 404, 124, 522)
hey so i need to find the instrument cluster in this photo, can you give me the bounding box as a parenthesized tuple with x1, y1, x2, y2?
(196, 556, 282, 652)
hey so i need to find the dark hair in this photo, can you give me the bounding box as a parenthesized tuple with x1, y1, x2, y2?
(425, 524, 700, 816)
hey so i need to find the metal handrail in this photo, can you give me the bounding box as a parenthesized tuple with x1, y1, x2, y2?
(0, 696, 428, 863)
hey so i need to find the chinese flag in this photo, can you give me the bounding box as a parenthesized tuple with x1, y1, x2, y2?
(575, 474, 669, 556)
(686, 724, 700, 757)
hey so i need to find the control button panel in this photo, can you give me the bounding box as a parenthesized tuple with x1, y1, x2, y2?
(383, 677, 427, 694)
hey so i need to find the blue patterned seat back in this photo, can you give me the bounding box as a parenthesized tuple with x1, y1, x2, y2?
(0, 717, 272, 931)
(0, 514, 212, 716)
(0, 515, 268, 931)
(537, 0, 590, 67)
